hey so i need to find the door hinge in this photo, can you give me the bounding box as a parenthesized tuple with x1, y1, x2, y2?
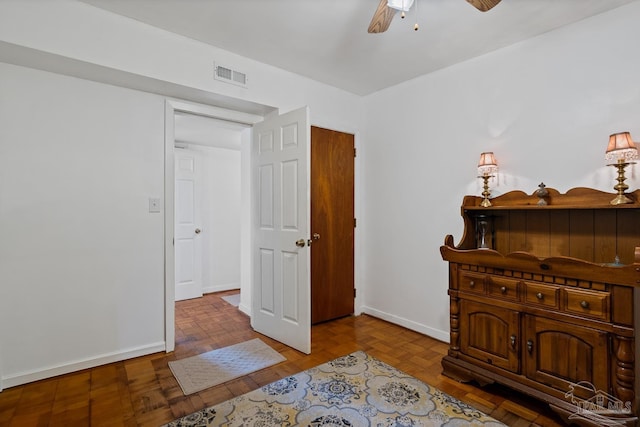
(354, 288, 357, 298)
(354, 147, 357, 158)
(354, 218, 357, 228)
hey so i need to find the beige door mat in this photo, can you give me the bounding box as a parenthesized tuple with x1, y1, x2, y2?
(168, 338, 285, 395)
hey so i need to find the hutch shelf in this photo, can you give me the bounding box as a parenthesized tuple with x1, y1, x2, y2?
(440, 187, 640, 426)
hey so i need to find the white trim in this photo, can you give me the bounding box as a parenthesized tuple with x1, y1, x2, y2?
(164, 98, 265, 354)
(238, 303, 251, 316)
(361, 306, 450, 343)
(164, 100, 177, 352)
(1, 342, 165, 389)
(166, 98, 264, 126)
(202, 282, 240, 295)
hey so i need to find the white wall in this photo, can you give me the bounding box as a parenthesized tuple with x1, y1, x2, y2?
(360, 2, 640, 341)
(0, 63, 166, 387)
(0, 1, 363, 389)
(204, 147, 241, 292)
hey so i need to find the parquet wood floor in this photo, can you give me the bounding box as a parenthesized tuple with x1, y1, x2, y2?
(0, 291, 566, 426)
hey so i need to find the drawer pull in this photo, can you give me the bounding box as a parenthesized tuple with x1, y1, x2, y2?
(469, 280, 475, 288)
(580, 300, 590, 309)
(500, 286, 507, 294)
(536, 292, 544, 300)
(510, 334, 517, 349)
(527, 339, 534, 354)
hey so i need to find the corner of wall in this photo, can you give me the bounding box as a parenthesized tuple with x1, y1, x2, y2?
(360, 305, 450, 343)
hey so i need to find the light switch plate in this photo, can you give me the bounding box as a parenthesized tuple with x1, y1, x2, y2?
(149, 197, 161, 213)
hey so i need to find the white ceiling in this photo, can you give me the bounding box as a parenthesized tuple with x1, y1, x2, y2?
(79, 0, 636, 96)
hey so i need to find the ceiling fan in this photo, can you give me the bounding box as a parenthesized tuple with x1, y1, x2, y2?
(368, 0, 502, 33)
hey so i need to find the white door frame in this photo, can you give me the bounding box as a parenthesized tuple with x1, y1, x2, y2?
(164, 99, 263, 351)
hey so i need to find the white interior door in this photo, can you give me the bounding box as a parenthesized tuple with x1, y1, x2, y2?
(252, 106, 311, 354)
(175, 148, 203, 301)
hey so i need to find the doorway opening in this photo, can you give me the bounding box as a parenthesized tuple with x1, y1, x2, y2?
(164, 100, 359, 354)
(173, 113, 244, 301)
(164, 99, 261, 352)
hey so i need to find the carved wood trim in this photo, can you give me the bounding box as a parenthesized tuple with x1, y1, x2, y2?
(615, 335, 635, 405)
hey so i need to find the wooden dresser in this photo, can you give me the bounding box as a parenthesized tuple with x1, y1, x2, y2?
(440, 187, 640, 426)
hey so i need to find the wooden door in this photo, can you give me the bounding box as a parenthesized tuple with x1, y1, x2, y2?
(524, 314, 609, 395)
(459, 300, 520, 372)
(251, 107, 311, 354)
(310, 126, 355, 324)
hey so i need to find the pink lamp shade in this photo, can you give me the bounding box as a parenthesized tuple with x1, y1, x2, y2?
(605, 132, 639, 164)
(477, 152, 498, 176)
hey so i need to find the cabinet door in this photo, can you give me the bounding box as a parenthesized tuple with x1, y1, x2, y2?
(460, 300, 520, 372)
(524, 315, 609, 395)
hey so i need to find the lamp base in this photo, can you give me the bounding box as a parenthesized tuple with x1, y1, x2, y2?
(480, 198, 492, 208)
(609, 160, 634, 205)
(479, 174, 492, 207)
(610, 193, 633, 205)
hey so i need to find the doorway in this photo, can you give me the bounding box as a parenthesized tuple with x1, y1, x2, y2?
(173, 113, 245, 302)
(164, 100, 259, 352)
(164, 100, 357, 352)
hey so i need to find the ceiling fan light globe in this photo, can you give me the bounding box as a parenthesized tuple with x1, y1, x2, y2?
(387, 0, 415, 12)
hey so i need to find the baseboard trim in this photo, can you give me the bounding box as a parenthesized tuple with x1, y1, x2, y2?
(202, 283, 240, 294)
(238, 302, 251, 317)
(361, 306, 450, 343)
(0, 341, 166, 390)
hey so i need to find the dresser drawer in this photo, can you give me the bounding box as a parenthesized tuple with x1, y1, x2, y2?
(487, 276, 519, 301)
(564, 288, 610, 321)
(459, 272, 485, 294)
(524, 282, 560, 309)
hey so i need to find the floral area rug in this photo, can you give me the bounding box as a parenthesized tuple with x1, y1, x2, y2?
(165, 351, 504, 427)
(163, 350, 506, 427)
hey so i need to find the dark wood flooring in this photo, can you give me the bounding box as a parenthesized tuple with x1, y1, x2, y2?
(0, 290, 566, 426)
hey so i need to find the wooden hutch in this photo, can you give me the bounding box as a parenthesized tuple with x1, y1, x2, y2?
(440, 187, 640, 426)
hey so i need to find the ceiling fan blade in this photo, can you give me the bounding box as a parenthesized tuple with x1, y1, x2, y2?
(368, 0, 397, 33)
(465, 0, 502, 12)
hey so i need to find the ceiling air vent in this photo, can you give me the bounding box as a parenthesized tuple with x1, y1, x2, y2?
(214, 63, 248, 88)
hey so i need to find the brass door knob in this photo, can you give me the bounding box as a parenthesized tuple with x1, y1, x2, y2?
(295, 239, 306, 248)
(195, 228, 201, 234)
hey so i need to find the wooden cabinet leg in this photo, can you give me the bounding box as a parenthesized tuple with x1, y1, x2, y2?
(449, 296, 460, 357)
(615, 336, 635, 406)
